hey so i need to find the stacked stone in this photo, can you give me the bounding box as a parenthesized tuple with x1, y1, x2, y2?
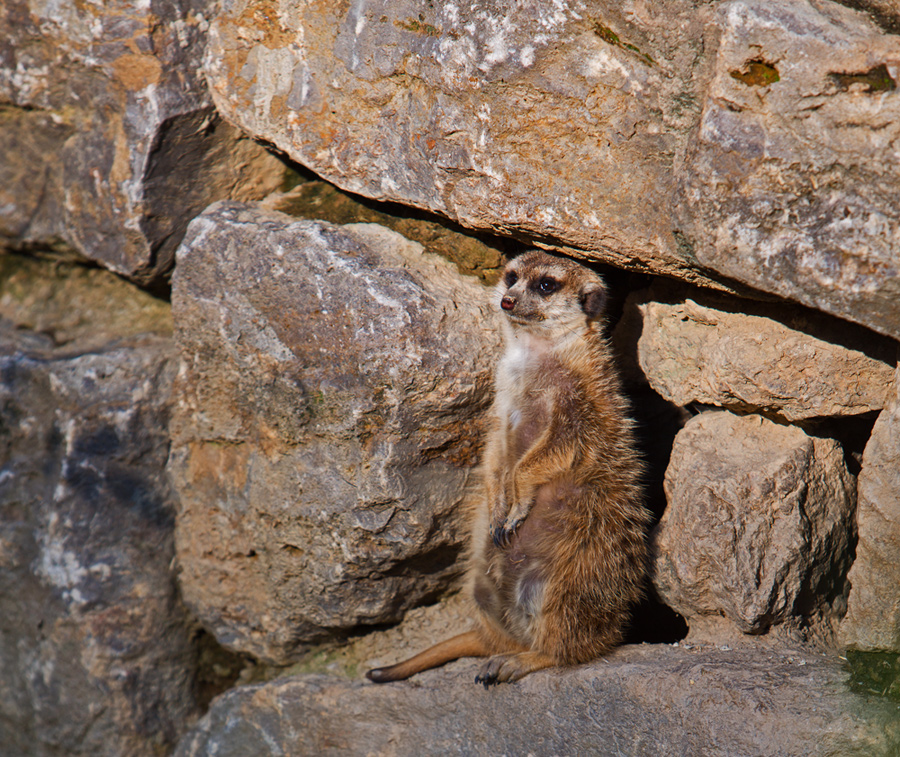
(629, 291, 897, 646)
(1, 1, 899, 755)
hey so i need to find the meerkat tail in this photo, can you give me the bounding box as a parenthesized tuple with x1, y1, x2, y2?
(366, 630, 491, 683)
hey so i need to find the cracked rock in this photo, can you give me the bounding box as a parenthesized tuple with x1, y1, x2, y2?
(168, 201, 501, 664)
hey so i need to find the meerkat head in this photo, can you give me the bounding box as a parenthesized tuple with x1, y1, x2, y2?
(495, 250, 607, 338)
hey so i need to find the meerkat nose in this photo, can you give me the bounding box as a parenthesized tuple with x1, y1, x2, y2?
(501, 296, 516, 311)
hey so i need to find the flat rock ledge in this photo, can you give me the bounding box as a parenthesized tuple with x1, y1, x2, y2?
(176, 644, 899, 757)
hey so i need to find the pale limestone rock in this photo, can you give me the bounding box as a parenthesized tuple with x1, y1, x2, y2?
(204, 0, 900, 337)
(635, 294, 896, 421)
(680, 0, 900, 338)
(203, 0, 717, 284)
(842, 362, 900, 652)
(654, 410, 856, 637)
(169, 202, 501, 664)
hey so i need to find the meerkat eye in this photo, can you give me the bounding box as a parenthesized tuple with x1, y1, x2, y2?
(504, 270, 519, 288)
(535, 276, 561, 296)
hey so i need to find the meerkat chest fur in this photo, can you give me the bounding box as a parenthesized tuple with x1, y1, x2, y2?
(495, 330, 558, 431)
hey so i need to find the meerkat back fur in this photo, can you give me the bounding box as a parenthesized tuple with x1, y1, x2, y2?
(367, 250, 650, 686)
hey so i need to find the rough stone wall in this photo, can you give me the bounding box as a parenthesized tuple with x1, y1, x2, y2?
(0, 0, 286, 285)
(204, 0, 900, 338)
(1, 1, 899, 755)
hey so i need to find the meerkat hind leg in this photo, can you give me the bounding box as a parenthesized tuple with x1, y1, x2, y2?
(474, 650, 556, 687)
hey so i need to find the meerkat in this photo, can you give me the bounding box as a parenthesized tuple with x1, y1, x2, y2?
(366, 250, 650, 686)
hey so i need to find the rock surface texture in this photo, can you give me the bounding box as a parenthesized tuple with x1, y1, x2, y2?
(0, 0, 285, 284)
(175, 645, 900, 757)
(633, 292, 896, 421)
(2, 0, 900, 753)
(169, 201, 501, 664)
(654, 410, 856, 637)
(0, 258, 199, 756)
(842, 362, 900, 652)
(680, 0, 900, 338)
(205, 0, 900, 338)
(204, 0, 706, 282)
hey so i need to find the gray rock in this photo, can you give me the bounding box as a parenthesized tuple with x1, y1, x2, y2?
(0, 0, 285, 284)
(205, 0, 900, 338)
(0, 256, 199, 756)
(633, 292, 896, 421)
(654, 410, 856, 638)
(203, 0, 717, 284)
(169, 202, 501, 664)
(175, 644, 900, 757)
(681, 0, 900, 338)
(842, 360, 900, 652)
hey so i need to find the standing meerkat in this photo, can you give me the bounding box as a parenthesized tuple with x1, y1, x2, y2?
(367, 250, 650, 686)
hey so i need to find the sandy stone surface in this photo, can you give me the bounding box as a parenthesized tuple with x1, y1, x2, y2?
(169, 202, 501, 663)
(654, 410, 856, 638)
(176, 641, 900, 757)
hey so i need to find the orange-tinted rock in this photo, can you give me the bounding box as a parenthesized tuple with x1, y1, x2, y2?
(169, 202, 501, 663)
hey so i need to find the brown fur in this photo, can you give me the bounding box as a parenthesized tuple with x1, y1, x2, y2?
(367, 250, 650, 686)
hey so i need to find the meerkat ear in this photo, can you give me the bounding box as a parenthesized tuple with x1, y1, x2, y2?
(580, 282, 607, 320)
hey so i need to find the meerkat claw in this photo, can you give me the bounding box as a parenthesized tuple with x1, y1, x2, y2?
(474, 669, 500, 688)
(491, 517, 524, 547)
(474, 672, 493, 689)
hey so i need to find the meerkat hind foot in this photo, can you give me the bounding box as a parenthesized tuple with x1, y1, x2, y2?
(474, 651, 556, 687)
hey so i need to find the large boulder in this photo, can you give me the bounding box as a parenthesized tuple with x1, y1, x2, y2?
(202, 0, 716, 282)
(169, 201, 501, 664)
(0, 0, 285, 284)
(842, 361, 900, 652)
(680, 0, 900, 339)
(632, 291, 896, 421)
(0, 255, 200, 756)
(204, 0, 900, 338)
(174, 645, 899, 757)
(654, 410, 856, 639)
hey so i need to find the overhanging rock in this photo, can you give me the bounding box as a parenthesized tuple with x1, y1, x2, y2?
(204, 0, 900, 338)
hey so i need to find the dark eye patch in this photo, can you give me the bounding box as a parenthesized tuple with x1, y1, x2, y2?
(532, 276, 561, 296)
(504, 270, 519, 288)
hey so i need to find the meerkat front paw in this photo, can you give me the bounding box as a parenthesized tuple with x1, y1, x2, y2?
(490, 515, 525, 547)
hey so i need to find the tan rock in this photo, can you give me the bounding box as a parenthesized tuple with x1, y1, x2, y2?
(654, 410, 856, 637)
(681, 0, 900, 338)
(204, 0, 900, 338)
(842, 361, 900, 652)
(0, 0, 285, 284)
(169, 202, 501, 664)
(203, 0, 717, 284)
(174, 645, 900, 757)
(634, 294, 896, 421)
